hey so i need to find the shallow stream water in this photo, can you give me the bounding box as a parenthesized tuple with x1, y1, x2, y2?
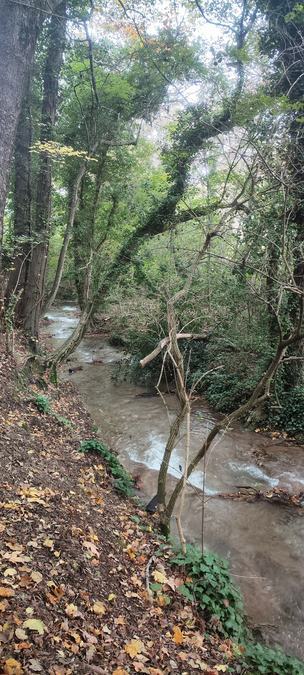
(43, 305, 304, 660)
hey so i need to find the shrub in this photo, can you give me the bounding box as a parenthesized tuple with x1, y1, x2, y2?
(269, 386, 304, 437)
(79, 439, 134, 497)
(172, 545, 245, 640)
(240, 641, 304, 674)
(33, 394, 51, 414)
(172, 545, 304, 673)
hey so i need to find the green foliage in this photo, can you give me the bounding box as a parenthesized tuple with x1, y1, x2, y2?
(240, 641, 304, 674)
(172, 545, 304, 673)
(34, 394, 51, 414)
(33, 394, 73, 428)
(79, 439, 134, 497)
(269, 386, 304, 437)
(172, 545, 245, 640)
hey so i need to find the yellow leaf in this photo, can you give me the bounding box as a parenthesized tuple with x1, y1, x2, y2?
(172, 626, 184, 645)
(4, 658, 23, 674)
(92, 601, 106, 615)
(65, 603, 78, 617)
(22, 618, 45, 635)
(43, 538, 54, 549)
(215, 666, 228, 673)
(108, 593, 116, 602)
(152, 571, 167, 584)
(124, 639, 144, 658)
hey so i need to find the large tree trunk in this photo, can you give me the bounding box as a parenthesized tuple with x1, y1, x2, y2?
(22, 1, 67, 348)
(5, 87, 32, 314)
(0, 0, 63, 275)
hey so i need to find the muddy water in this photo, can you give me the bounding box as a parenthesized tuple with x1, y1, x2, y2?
(43, 305, 304, 659)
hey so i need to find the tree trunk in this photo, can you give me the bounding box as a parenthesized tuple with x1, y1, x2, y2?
(22, 1, 67, 347)
(43, 162, 89, 313)
(5, 87, 32, 315)
(0, 0, 62, 273)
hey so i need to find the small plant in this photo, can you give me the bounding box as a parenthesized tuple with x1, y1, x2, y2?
(79, 439, 134, 497)
(33, 394, 51, 414)
(172, 545, 245, 640)
(33, 393, 73, 427)
(240, 641, 304, 674)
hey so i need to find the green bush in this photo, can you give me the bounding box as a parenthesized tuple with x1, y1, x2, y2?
(172, 545, 304, 673)
(79, 439, 134, 497)
(33, 394, 51, 414)
(240, 641, 304, 674)
(269, 386, 304, 437)
(172, 545, 245, 640)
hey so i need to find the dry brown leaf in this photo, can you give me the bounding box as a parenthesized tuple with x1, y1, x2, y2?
(0, 587, 15, 598)
(172, 626, 184, 645)
(31, 571, 43, 584)
(4, 658, 23, 674)
(92, 601, 106, 616)
(125, 639, 145, 659)
(65, 603, 78, 618)
(112, 669, 129, 675)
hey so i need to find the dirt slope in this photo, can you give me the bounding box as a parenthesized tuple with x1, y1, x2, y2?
(0, 341, 241, 674)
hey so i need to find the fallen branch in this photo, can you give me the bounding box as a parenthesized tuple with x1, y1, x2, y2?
(215, 486, 304, 507)
(140, 332, 209, 368)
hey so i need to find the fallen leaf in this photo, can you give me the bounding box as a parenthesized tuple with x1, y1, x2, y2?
(92, 601, 106, 616)
(152, 571, 167, 584)
(112, 670, 129, 675)
(108, 593, 116, 602)
(15, 628, 28, 641)
(23, 619, 45, 635)
(83, 540, 99, 557)
(114, 615, 125, 626)
(125, 639, 144, 659)
(31, 571, 43, 584)
(215, 667, 228, 673)
(43, 538, 54, 549)
(65, 603, 78, 617)
(28, 659, 43, 672)
(4, 658, 23, 674)
(4, 568, 17, 577)
(172, 626, 184, 645)
(0, 587, 15, 597)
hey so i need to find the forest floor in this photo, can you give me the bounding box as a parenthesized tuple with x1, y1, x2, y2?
(0, 337, 249, 675)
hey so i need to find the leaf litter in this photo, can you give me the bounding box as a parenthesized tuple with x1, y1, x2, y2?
(0, 342, 240, 674)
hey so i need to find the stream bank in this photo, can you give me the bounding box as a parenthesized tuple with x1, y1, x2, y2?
(43, 304, 304, 660)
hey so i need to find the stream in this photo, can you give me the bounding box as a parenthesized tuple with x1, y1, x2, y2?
(43, 304, 304, 660)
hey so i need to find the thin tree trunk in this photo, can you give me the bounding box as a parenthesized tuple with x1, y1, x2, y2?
(43, 162, 89, 314)
(22, 1, 67, 347)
